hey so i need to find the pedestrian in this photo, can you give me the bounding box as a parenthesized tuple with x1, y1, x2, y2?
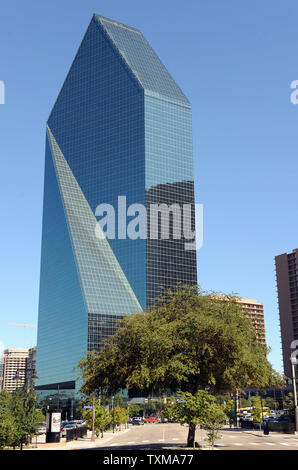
(229, 417, 233, 429)
(263, 420, 269, 435)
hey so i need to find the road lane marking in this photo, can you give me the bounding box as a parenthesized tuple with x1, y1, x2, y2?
(142, 440, 149, 443)
(248, 443, 260, 445)
(127, 441, 135, 444)
(158, 439, 165, 442)
(233, 443, 244, 446)
(172, 438, 179, 441)
(280, 443, 289, 446)
(265, 442, 275, 446)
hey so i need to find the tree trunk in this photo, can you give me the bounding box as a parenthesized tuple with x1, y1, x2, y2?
(187, 423, 196, 448)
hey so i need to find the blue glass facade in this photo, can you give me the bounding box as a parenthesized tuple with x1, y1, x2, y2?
(36, 14, 197, 393)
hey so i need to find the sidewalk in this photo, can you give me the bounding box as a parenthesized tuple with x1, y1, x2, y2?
(25, 427, 131, 450)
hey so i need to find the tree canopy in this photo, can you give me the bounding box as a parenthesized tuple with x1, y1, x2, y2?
(0, 389, 43, 450)
(77, 285, 283, 447)
(78, 286, 282, 397)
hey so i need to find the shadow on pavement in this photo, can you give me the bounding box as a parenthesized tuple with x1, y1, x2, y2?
(86, 443, 193, 451)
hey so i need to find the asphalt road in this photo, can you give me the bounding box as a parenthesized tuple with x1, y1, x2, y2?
(91, 423, 189, 450)
(89, 423, 298, 451)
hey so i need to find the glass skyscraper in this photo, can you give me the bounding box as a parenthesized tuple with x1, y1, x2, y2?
(36, 14, 197, 395)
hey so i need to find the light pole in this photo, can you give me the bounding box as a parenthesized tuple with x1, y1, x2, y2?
(111, 396, 115, 433)
(290, 356, 298, 434)
(91, 391, 96, 442)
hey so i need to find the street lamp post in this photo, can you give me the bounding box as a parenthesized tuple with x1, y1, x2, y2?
(91, 391, 96, 442)
(112, 396, 115, 433)
(290, 356, 298, 434)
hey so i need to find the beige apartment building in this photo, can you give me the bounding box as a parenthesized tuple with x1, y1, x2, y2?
(1, 347, 36, 392)
(216, 296, 266, 345)
(236, 298, 266, 345)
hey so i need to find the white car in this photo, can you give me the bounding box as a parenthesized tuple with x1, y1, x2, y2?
(37, 422, 46, 434)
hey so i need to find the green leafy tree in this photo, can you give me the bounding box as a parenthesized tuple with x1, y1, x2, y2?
(251, 396, 263, 423)
(283, 392, 294, 414)
(201, 404, 227, 449)
(264, 397, 278, 410)
(171, 390, 216, 447)
(112, 406, 129, 430)
(83, 403, 111, 438)
(239, 397, 251, 408)
(0, 391, 17, 450)
(0, 389, 42, 450)
(77, 286, 282, 447)
(128, 404, 141, 418)
(222, 399, 234, 418)
(12, 389, 43, 449)
(170, 391, 226, 448)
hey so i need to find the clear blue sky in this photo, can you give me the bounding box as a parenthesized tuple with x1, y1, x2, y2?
(1, 0, 298, 374)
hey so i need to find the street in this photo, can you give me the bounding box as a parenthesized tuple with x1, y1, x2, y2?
(88, 423, 298, 451)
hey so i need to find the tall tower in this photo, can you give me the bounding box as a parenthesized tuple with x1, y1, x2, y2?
(275, 249, 298, 378)
(36, 14, 197, 393)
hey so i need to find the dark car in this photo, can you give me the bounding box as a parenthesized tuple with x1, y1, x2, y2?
(131, 418, 144, 425)
(267, 414, 295, 434)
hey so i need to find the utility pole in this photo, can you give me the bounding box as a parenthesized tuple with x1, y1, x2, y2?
(57, 384, 60, 410)
(92, 392, 96, 441)
(91, 391, 95, 442)
(234, 390, 239, 427)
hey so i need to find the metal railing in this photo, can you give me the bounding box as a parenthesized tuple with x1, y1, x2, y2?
(66, 426, 87, 442)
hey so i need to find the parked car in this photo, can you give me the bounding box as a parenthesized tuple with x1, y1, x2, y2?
(66, 420, 79, 428)
(143, 416, 159, 423)
(76, 420, 86, 427)
(61, 423, 77, 437)
(267, 414, 295, 433)
(37, 422, 46, 434)
(131, 418, 144, 425)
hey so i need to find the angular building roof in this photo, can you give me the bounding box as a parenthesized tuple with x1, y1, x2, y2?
(94, 14, 190, 105)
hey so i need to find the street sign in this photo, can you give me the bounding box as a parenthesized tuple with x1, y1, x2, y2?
(84, 405, 93, 409)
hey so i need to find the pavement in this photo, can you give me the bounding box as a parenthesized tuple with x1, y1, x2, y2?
(24, 423, 298, 451)
(213, 427, 298, 450)
(25, 427, 132, 450)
